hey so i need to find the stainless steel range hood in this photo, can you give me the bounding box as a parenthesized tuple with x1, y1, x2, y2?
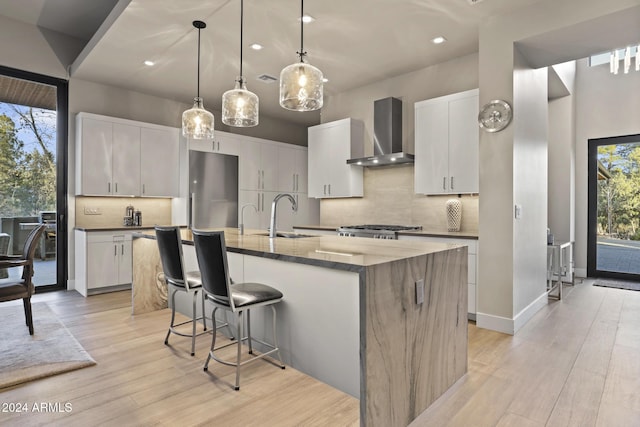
(347, 97, 414, 167)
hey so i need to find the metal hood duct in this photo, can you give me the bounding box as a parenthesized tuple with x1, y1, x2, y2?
(347, 97, 414, 167)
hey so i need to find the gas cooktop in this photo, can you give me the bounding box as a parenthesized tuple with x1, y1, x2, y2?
(339, 224, 423, 232)
(337, 224, 422, 239)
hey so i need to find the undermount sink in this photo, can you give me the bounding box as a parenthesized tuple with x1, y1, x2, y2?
(254, 232, 316, 239)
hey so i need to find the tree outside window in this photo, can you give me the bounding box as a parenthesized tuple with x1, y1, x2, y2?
(0, 104, 56, 217)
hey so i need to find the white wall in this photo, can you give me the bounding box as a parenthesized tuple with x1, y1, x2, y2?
(574, 57, 640, 276)
(512, 49, 548, 319)
(548, 65, 576, 246)
(0, 15, 84, 78)
(322, 53, 478, 154)
(477, 0, 638, 334)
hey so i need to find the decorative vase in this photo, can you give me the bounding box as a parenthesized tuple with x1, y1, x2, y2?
(446, 199, 462, 232)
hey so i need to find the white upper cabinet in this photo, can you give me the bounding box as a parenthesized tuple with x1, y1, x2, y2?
(188, 132, 242, 156)
(308, 118, 364, 198)
(112, 124, 141, 196)
(414, 89, 479, 195)
(75, 113, 179, 197)
(240, 139, 279, 192)
(76, 116, 113, 195)
(140, 127, 179, 197)
(278, 145, 308, 194)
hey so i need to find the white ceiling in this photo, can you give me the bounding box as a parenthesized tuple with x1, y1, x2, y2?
(1, 0, 638, 127)
(66, 0, 547, 126)
(0, 0, 119, 41)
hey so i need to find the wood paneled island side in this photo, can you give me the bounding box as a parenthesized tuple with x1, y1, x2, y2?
(132, 228, 467, 426)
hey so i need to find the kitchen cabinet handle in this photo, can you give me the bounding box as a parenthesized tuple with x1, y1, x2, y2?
(108, 182, 111, 193)
(443, 177, 446, 190)
(261, 192, 264, 211)
(296, 174, 299, 191)
(217, 141, 220, 151)
(258, 170, 261, 189)
(261, 170, 265, 189)
(257, 193, 260, 210)
(323, 184, 326, 195)
(142, 184, 145, 194)
(328, 184, 331, 195)
(115, 183, 118, 193)
(450, 176, 454, 190)
(114, 245, 117, 256)
(293, 174, 296, 191)
(121, 244, 124, 255)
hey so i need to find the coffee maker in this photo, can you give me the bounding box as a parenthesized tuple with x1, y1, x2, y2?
(124, 205, 135, 226)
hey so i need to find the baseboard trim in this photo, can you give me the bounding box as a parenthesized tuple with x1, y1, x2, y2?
(477, 291, 548, 335)
(513, 291, 548, 334)
(476, 312, 514, 335)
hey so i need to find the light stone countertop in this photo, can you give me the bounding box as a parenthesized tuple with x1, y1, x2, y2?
(133, 227, 464, 270)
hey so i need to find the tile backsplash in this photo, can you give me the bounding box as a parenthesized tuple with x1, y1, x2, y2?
(75, 197, 172, 228)
(320, 165, 478, 232)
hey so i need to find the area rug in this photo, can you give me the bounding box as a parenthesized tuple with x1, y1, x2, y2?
(0, 302, 96, 390)
(593, 279, 640, 291)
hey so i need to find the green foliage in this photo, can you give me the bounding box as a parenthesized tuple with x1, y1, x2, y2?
(0, 107, 56, 217)
(597, 142, 640, 240)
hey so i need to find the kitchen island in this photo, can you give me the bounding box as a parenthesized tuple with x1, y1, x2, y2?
(132, 228, 467, 426)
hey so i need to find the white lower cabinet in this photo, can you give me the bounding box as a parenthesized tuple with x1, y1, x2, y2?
(75, 230, 132, 297)
(398, 235, 478, 318)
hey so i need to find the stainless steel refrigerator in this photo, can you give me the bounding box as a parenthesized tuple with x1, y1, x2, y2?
(189, 150, 238, 229)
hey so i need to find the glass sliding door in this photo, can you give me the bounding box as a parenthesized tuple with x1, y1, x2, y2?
(0, 66, 68, 291)
(588, 135, 640, 280)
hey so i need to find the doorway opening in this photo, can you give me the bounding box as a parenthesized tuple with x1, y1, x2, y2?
(0, 66, 68, 292)
(587, 134, 640, 280)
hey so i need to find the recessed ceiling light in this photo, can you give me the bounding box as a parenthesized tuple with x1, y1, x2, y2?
(301, 14, 315, 23)
(431, 36, 447, 45)
(144, 60, 155, 66)
(250, 43, 263, 50)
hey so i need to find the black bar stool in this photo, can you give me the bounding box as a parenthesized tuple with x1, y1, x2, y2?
(155, 226, 232, 356)
(192, 229, 285, 390)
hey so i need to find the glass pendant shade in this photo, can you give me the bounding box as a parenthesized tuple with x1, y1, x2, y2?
(182, 97, 214, 139)
(182, 20, 214, 140)
(222, 79, 259, 127)
(279, 60, 323, 111)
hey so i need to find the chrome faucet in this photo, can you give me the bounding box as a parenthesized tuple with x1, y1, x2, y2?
(239, 203, 257, 235)
(269, 193, 298, 238)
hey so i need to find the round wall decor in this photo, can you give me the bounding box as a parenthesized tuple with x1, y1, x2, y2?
(478, 99, 512, 133)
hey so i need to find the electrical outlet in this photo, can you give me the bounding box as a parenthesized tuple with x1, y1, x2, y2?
(514, 204, 522, 219)
(84, 207, 102, 215)
(415, 279, 424, 305)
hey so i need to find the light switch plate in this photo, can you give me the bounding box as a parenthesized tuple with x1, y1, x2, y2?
(514, 204, 522, 219)
(84, 207, 102, 215)
(415, 279, 424, 305)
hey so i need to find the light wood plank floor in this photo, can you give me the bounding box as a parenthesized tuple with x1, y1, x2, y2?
(0, 290, 360, 426)
(411, 278, 640, 427)
(1, 278, 639, 426)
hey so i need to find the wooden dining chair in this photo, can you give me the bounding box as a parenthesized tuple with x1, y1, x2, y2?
(0, 224, 47, 335)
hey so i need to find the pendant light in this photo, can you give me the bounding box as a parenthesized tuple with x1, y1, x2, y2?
(279, 0, 323, 111)
(182, 20, 215, 139)
(222, 0, 259, 127)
